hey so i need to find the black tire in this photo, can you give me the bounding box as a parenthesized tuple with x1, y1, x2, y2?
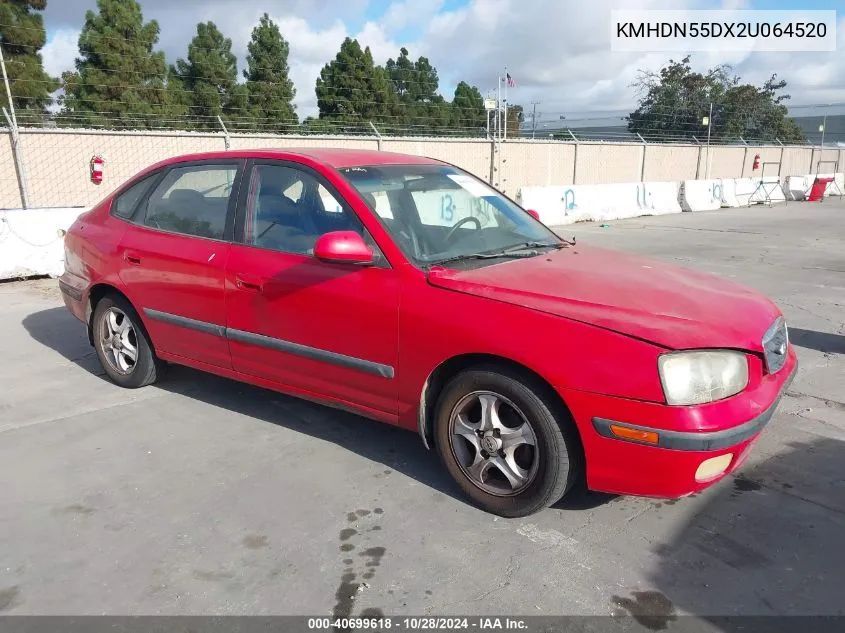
(433, 366, 581, 518)
(92, 294, 162, 388)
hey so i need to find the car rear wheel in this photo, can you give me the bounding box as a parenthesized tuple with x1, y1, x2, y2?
(92, 295, 161, 388)
(434, 367, 581, 517)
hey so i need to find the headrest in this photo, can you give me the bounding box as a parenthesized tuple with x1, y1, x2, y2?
(169, 189, 205, 204)
(258, 191, 300, 218)
(361, 192, 377, 207)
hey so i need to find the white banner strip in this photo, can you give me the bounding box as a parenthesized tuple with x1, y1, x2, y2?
(610, 10, 837, 52)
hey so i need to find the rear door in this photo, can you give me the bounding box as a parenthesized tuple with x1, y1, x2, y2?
(118, 159, 244, 369)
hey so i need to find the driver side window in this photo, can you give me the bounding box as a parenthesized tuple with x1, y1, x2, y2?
(242, 163, 383, 259)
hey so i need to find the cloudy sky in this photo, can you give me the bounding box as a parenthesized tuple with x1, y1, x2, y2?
(41, 0, 844, 126)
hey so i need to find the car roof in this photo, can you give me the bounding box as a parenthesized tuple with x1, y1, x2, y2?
(156, 147, 448, 169)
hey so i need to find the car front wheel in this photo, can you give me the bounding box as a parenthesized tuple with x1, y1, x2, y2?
(434, 367, 581, 517)
(92, 295, 162, 388)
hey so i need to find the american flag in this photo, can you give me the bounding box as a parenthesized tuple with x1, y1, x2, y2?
(505, 72, 516, 88)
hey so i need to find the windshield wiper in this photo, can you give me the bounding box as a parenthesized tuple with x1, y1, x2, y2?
(427, 243, 566, 267)
(499, 241, 567, 253)
(425, 241, 569, 267)
(426, 251, 541, 267)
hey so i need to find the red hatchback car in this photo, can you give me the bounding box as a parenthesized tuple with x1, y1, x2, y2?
(59, 148, 797, 517)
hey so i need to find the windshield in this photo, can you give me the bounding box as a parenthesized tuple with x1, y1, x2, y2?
(336, 164, 561, 266)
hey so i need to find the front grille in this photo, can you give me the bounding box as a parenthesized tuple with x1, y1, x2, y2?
(762, 317, 789, 374)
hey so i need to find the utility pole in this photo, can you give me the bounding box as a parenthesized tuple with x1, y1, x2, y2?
(704, 102, 713, 180)
(530, 101, 540, 139)
(0, 44, 17, 128)
(1, 43, 30, 208)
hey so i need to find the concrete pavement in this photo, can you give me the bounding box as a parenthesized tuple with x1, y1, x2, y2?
(1, 200, 843, 622)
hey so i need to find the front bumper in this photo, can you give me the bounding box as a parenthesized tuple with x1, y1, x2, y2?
(559, 349, 798, 498)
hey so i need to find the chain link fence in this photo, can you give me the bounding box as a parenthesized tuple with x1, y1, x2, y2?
(1, 123, 843, 209)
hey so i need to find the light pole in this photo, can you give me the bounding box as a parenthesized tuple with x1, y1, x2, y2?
(530, 101, 540, 139)
(819, 113, 827, 147)
(484, 96, 496, 140)
(703, 102, 713, 179)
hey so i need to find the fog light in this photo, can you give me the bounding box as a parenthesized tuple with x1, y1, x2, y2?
(695, 454, 733, 482)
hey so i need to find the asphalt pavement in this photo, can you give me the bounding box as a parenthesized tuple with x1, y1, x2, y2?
(1, 199, 843, 624)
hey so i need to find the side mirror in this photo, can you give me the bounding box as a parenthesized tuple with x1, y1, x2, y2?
(313, 230, 375, 265)
(525, 209, 541, 220)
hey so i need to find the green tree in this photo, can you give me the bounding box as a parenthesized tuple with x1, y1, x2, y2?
(0, 0, 58, 123)
(451, 81, 486, 135)
(410, 55, 439, 104)
(627, 55, 805, 143)
(385, 47, 448, 134)
(302, 115, 337, 134)
(59, 0, 171, 129)
(315, 37, 396, 129)
(171, 21, 247, 130)
(244, 13, 297, 131)
(412, 98, 452, 135)
(385, 47, 414, 102)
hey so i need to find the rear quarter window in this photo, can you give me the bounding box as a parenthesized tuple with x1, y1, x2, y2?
(112, 174, 159, 219)
(142, 164, 238, 240)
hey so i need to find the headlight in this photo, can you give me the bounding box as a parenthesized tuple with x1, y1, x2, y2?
(658, 350, 749, 406)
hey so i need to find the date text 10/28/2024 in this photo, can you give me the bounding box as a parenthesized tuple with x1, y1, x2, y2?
(308, 617, 529, 630)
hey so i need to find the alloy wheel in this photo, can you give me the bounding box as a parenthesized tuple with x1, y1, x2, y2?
(448, 390, 539, 496)
(99, 306, 139, 375)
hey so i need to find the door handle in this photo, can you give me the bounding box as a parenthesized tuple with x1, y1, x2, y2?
(235, 273, 263, 292)
(124, 251, 141, 265)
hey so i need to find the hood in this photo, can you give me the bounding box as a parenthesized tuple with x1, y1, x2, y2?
(427, 245, 781, 351)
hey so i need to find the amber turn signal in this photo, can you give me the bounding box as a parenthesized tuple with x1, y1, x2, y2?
(609, 424, 659, 445)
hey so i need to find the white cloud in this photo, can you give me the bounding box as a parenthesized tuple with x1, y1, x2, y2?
(381, 0, 445, 33)
(41, 29, 79, 78)
(414, 0, 703, 113)
(401, 0, 845, 120)
(729, 16, 845, 105)
(41, 0, 845, 123)
(268, 16, 407, 115)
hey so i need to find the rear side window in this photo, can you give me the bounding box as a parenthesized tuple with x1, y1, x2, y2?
(142, 164, 238, 240)
(112, 174, 159, 219)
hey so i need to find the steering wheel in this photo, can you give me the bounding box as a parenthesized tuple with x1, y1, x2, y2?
(444, 216, 482, 243)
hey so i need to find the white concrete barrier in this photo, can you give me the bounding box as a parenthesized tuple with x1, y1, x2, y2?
(733, 178, 759, 206)
(781, 173, 845, 199)
(749, 177, 786, 204)
(640, 181, 683, 217)
(784, 176, 812, 201)
(816, 172, 845, 197)
(717, 179, 743, 208)
(0, 207, 86, 280)
(518, 181, 682, 226)
(680, 180, 722, 212)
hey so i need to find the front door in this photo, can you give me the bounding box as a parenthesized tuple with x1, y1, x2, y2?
(118, 160, 243, 369)
(224, 160, 399, 416)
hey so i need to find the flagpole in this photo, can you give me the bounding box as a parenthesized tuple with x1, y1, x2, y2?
(503, 67, 509, 140)
(496, 75, 501, 141)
